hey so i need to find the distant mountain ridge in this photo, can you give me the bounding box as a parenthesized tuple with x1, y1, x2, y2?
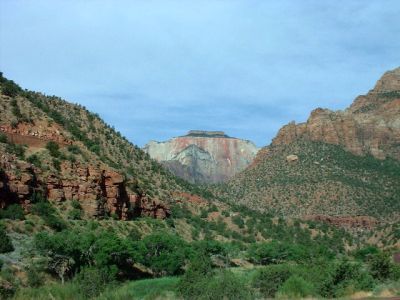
(144, 131, 259, 183)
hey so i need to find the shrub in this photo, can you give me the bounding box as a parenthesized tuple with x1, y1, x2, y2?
(141, 232, 188, 275)
(52, 158, 61, 171)
(319, 259, 375, 297)
(177, 254, 214, 299)
(0, 224, 14, 253)
(27, 266, 44, 287)
(203, 270, 252, 300)
(252, 264, 293, 297)
(32, 201, 67, 231)
(76, 267, 116, 298)
(71, 200, 81, 210)
(178, 255, 251, 300)
(127, 227, 141, 241)
(67, 144, 81, 154)
(5, 143, 25, 159)
(249, 240, 317, 264)
(68, 209, 82, 220)
(46, 141, 61, 157)
(0, 133, 7, 143)
(0, 204, 25, 220)
(367, 252, 398, 281)
(232, 215, 245, 228)
(1, 79, 21, 97)
(27, 154, 41, 167)
(278, 275, 315, 298)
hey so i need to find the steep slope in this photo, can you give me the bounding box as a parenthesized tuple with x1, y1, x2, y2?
(0, 73, 205, 219)
(215, 67, 400, 221)
(273, 67, 400, 160)
(144, 130, 259, 183)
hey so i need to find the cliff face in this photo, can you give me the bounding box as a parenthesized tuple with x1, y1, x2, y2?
(0, 151, 170, 219)
(272, 67, 400, 160)
(144, 131, 259, 183)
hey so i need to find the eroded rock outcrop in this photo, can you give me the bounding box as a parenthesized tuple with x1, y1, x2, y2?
(305, 215, 378, 229)
(144, 131, 259, 183)
(0, 154, 169, 220)
(272, 67, 400, 160)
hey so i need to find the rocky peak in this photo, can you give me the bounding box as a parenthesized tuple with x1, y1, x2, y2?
(371, 67, 400, 93)
(272, 67, 400, 160)
(144, 131, 259, 183)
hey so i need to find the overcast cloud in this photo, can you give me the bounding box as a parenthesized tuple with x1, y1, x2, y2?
(1, 0, 399, 146)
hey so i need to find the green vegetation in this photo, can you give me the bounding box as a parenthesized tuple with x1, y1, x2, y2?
(0, 204, 25, 220)
(0, 224, 14, 253)
(215, 140, 400, 221)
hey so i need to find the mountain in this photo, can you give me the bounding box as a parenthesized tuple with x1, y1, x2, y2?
(0, 73, 209, 220)
(215, 67, 400, 222)
(144, 130, 259, 183)
(1, 72, 399, 299)
(273, 67, 400, 160)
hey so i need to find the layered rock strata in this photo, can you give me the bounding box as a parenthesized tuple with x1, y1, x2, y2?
(144, 131, 259, 183)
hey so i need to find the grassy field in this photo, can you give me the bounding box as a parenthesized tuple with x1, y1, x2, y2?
(13, 277, 179, 300)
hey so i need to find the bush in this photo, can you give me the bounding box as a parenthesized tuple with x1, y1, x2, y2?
(0, 224, 14, 253)
(141, 232, 189, 275)
(27, 266, 44, 288)
(27, 154, 41, 167)
(0, 204, 25, 220)
(5, 143, 25, 159)
(52, 158, 61, 171)
(177, 255, 213, 299)
(68, 209, 82, 220)
(232, 215, 245, 228)
(278, 275, 315, 298)
(248, 241, 302, 264)
(368, 252, 398, 281)
(32, 202, 67, 231)
(67, 144, 81, 154)
(46, 141, 61, 157)
(127, 227, 141, 241)
(71, 200, 82, 210)
(1, 79, 21, 97)
(0, 133, 7, 143)
(178, 256, 251, 300)
(76, 267, 116, 298)
(319, 259, 375, 297)
(252, 264, 293, 297)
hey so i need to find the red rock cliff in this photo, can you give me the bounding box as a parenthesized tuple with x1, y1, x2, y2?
(272, 67, 400, 160)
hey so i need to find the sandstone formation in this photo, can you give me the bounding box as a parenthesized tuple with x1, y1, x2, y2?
(144, 131, 259, 183)
(0, 153, 169, 220)
(305, 215, 378, 229)
(286, 154, 299, 163)
(0, 122, 72, 147)
(272, 67, 400, 160)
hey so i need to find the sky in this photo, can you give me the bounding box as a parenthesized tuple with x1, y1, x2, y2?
(0, 1, 399, 147)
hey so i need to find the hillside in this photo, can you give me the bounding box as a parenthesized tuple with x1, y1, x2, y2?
(214, 68, 400, 222)
(0, 72, 213, 220)
(0, 72, 399, 299)
(144, 131, 259, 183)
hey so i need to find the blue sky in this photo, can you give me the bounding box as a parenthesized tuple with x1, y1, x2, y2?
(1, 1, 399, 147)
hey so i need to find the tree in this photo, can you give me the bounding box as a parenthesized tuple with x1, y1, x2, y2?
(141, 232, 188, 275)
